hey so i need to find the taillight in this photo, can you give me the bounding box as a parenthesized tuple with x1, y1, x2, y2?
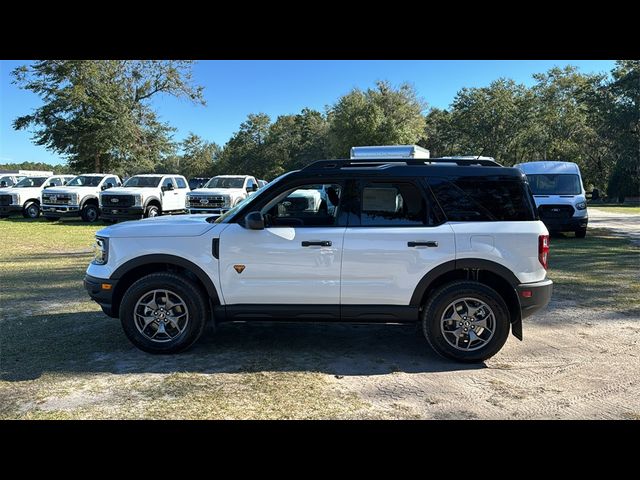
(539, 234, 550, 269)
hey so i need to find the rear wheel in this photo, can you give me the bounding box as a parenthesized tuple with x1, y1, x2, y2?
(81, 203, 99, 222)
(119, 272, 208, 353)
(575, 228, 587, 238)
(422, 281, 510, 363)
(22, 202, 40, 219)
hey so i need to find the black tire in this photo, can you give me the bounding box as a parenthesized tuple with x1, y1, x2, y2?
(145, 204, 160, 218)
(422, 281, 511, 363)
(575, 228, 587, 238)
(22, 202, 40, 219)
(119, 272, 208, 354)
(81, 203, 99, 222)
(44, 216, 60, 221)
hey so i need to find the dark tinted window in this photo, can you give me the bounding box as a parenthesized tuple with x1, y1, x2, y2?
(428, 176, 536, 222)
(175, 177, 187, 189)
(264, 183, 342, 227)
(360, 181, 432, 226)
(162, 177, 174, 188)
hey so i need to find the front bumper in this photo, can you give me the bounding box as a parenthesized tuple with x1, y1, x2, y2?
(84, 274, 118, 318)
(188, 207, 230, 214)
(42, 204, 81, 217)
(100, 206, 145, 221)
(541, 216, 588, 232)
(518, 279, 553, 319)
(0, 205, 23, 216)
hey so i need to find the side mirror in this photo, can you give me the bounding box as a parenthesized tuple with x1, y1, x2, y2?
(0, 181, 6, 188)
(63, 180, 68, 185)
(49, 182, 56, 187)
(244, 211, 265, 230)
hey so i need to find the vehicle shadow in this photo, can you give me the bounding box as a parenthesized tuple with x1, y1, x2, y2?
(0, 310, 484, 382)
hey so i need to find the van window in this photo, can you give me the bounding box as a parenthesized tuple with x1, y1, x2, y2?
(527, 174, 581, 195)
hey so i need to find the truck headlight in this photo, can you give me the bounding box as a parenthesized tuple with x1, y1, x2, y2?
(185, 195, 190, 208)
(70, 193, 79, 205)
(11, 193, 20, 205)
(93, 237, 109, 265)
(224, 196, 231, 207)
(576, 202, 587, 210)
(133, 194, 142, 207)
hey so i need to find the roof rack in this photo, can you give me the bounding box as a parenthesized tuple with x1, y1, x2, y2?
(303, 157, 502, 171)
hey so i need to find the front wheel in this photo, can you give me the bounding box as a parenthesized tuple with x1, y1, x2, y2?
(575, 228, 587, 238)
(81, 204, 99, 222)
(422, 281, 510, 363)
(22, 202, 40, 219)
(119, 272, 208, 353)
(145, 205, 160, 218)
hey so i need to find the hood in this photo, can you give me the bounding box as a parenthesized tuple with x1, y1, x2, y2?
(97, 214, 218, 238)
(6, 187, 40, 197)
(101, 187, 156, 196)
(188, 188, 239, 197)
(44, 186, 97, 195)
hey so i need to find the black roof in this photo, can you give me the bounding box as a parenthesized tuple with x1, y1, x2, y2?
(297, 158, 525, 179)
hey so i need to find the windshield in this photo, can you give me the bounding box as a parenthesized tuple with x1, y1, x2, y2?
(205, 177, 245, 189)
(66, 175, 103, 187)
(527, 174, 581, 195)
(14, 177, 47, 188)
(123, 176, 162, 188)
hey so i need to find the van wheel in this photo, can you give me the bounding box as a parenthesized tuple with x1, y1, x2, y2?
(575, 228, 587, 238)
(145, 205, 160, 218)
(422, 281, 510, 363)
(119, 272, 208, 354)
(23, 202, 40, 219)
(81, 204, 99, 222)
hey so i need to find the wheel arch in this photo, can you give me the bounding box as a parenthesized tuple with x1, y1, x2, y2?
(110, 254, 220, 318)
(143, 197, 162, 209)
(80, 195, 99, 209)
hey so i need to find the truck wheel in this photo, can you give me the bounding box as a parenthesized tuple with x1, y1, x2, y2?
(119, 272, 208, 354)
(575, 228, 587, 238)
(145, 205, 160, 218)
(22, 202, 40, 219)
(81, 204, 99, 222)
(422, 281, 510, 363)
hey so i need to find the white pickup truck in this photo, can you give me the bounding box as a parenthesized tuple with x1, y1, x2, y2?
(41, 173, 122, 222)
(0, 174, 75, 219)
(99, 174, 189, 221)
(186, 175, 259, 214)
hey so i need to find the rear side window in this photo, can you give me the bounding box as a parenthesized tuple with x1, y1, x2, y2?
(360, 181, 435, 226)
(175, 177, 187, 189)
(428, 176, 536, 221)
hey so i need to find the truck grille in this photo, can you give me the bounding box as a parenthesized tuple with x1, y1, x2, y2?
(189, 196, 227, 208)
(0, 195, 12, 206)
(538, 204, 574, 219)
(102, 195, 134, 208)
(42, 193, 72, 205)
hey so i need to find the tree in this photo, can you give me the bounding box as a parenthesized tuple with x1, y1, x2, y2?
(328, 81, 426, 157)
(178, 133, 221, 178)
(12, 60, 204, 174)
(420, 108, 460, 158)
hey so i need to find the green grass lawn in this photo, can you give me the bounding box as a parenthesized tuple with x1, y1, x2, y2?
(0, 217, 638, 418)
(590, 205, 640, 214)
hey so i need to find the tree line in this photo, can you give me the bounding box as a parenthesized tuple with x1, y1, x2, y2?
(8, 60, 638, 198)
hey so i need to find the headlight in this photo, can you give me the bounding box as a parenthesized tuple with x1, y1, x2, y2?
(70, 193, 79, 204)
(133, 194, 142, 207)
(185, 195, 190, 208)
(576, 202, 587, 210)
(224, 196, 231, 207)
(11, 193, 20, 205)
(92, 237, 109, 265)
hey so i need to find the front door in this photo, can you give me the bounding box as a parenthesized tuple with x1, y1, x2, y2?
(218, 182, 346, 315)
(161, 177, 181, 211)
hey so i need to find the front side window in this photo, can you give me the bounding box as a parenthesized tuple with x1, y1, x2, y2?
(66, 175, 104, 187)
(123, 176, 162, 188)
(263, 183, 343, 227)
(359, 181, 431, 226)
(162, 177, 174, 188)
(526, 174, 581, 195)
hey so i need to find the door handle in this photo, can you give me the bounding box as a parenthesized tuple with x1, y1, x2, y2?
(301, 240, 332, 247)
(408, 241, 438, 248)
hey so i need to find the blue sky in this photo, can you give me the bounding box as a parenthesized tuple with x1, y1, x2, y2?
(0, 60, 616, 166)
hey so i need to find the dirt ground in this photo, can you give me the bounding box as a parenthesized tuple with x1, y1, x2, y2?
(1, 211, 639, 419)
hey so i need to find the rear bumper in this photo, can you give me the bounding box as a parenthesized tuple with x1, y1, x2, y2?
(84, 274, 118, 318)
(0, 205, 22, 215)
(518, 279, 553, 319)
(541, 216, 588, 232)
(100, 207, 145, 221)
(42, 204, 80, 217)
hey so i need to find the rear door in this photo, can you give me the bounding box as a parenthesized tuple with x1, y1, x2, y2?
(340, 178, 456, 307)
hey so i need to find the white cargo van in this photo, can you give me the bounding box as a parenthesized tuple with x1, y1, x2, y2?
(515, 161, 588, 238)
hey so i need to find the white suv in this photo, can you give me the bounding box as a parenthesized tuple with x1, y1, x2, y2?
(84, 146, 553, 362)
(42, 174, 121, 222)
(100, 174, 189, 222)
(0, 174, 75, 219)
(187, 175, 258, 214)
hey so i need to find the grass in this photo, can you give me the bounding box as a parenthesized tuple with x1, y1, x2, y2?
(0, 216, 639, 418)
(590, 205, 640, 214)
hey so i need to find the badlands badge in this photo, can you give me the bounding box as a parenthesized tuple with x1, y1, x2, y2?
(233, 264, 246, 274)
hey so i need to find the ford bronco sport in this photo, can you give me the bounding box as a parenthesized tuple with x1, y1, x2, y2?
(84, 145, 553, 362)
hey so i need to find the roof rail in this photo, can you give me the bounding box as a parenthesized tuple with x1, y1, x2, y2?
(302, 157, 502, 171)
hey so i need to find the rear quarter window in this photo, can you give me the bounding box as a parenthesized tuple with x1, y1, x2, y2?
(428, 176, 536, 221)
